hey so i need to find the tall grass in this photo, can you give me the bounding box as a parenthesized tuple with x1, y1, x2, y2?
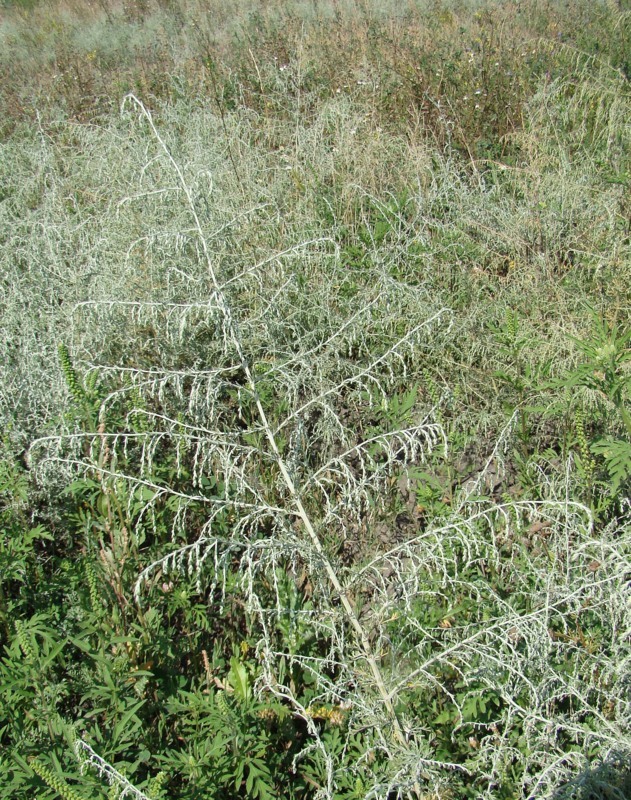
(0, 1, 629, 798)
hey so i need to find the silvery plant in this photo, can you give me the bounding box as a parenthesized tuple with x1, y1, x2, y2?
(22, 96, 630, 800)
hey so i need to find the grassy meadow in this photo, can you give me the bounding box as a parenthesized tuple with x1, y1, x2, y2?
(0, 0, 630, 798)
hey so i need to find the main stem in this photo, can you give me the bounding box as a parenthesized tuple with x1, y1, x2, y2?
(127, 94, 407, 747)
(249, 371, 407, 746)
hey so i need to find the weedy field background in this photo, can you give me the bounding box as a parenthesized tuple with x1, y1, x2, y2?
(0, 1, 629, 799)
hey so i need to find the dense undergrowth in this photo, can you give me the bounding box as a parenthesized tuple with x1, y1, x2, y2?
(0, 1, 630, 799)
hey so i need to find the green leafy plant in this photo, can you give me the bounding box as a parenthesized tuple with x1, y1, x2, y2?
(28, 757, 85, 800)
(562, 311, 631, 434)
(555, 310, 631, 500)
